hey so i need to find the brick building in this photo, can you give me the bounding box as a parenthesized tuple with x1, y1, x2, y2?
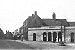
(20, 11, 75, 43)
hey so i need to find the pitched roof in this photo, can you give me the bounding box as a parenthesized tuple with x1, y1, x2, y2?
(27, 15, 47, 28)
(23, 16, 69, 28)
(68, 22, 75, 26)
(42, 19, 69, 26)
(56, 19, 69, 26)
(23, 11, 70, 28)
(23, 16, 35, 25)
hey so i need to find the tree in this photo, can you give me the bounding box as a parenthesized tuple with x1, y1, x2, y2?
(5, 30, 13, 39)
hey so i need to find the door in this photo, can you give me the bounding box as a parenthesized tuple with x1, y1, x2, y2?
(33, 33, 36, 41)
(71, 33, 74, 42)
(58, 32, 62, 42)
(53, 32, 57, 42)
(48, 32, 52, 41)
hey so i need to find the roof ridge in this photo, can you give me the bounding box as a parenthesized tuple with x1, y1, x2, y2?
(42, 19, 66, 20)
(68, 22, 75, 23)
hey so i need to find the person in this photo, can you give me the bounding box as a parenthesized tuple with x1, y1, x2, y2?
(21, 34, 23, 41)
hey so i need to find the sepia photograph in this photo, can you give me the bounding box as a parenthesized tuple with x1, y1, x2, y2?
(0, 0, 75, 50)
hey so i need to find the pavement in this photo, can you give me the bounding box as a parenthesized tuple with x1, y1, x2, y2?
(13, 40, 75, 49)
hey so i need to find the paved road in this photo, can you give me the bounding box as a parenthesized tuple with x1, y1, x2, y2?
(0, 40, 34, 49)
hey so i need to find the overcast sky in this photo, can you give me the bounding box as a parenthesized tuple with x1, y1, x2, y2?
(0, 0, 75, 33)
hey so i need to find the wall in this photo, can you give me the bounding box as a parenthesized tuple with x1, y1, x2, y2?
(65, 27, 75, 43)
(28, 26, 65, 42)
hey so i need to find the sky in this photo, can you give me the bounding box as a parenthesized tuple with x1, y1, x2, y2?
(0, 0, 75, 33)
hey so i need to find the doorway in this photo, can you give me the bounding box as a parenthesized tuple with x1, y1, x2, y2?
(71, 32, 74, 42)
(48, 32, 52, 41)
(43, 32, 47, 41)
(33, 33, 36, 41)
(58, 32, 62, 42)
(53, 32, 57, 42)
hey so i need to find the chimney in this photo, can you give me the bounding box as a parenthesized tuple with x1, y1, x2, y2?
(35, 11, 37, 15)
(32, 14, 34, 16)
(52, 12, 56, 20)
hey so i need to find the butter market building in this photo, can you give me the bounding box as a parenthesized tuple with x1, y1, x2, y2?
(20, 11, 75, 43)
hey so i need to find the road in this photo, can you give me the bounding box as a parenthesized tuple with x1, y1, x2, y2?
(0, 40, 34, 49)
(0, 40, 75, 50)
(15, 40, 75, 50)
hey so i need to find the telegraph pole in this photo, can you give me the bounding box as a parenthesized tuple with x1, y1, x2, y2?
(61, 24, 62, 33)
(64, 26, 65, 42)
(61, 23, 62, 42)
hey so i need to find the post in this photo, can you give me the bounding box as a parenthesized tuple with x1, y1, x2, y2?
(47, 33, 48, 41)
(61, 24, 62, 33)
(57, 32, 58, 42)
(64, 26, 65, 42)
(61, 24, 62, 42)
(52, 33, 53, 42)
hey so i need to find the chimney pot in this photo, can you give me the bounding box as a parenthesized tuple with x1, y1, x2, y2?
(52, 12, 56, 20)
(32, 14, 34, 16)
(35, 11, 37, 15)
